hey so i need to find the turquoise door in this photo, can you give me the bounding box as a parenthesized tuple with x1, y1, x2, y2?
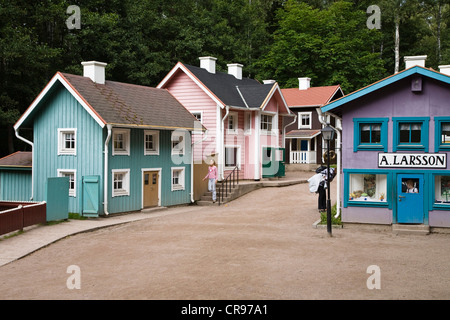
(45, 177, 69, 221)
(397, 174, 424, 224)
(82, 175, 100, 217)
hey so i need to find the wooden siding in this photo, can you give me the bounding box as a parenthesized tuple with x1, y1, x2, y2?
(0, 170, 32, 201)
(33, 83, 104, 214)
(108, 129, 191, 213)
(165, 71, 218, 162)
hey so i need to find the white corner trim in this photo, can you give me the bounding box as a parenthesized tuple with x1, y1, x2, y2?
(14, 73, 106, 130)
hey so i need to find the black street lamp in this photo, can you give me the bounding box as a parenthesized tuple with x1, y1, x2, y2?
(321, 124, 335, 236)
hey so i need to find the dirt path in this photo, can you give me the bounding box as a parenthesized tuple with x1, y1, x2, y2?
(0, 181, 449, 300)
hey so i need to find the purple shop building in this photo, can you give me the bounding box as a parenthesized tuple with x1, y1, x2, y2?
(322, 56, 450, 233)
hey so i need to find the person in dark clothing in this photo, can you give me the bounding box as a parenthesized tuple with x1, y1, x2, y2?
(317, 183, 326, 212)
(315, 166, 336, 213)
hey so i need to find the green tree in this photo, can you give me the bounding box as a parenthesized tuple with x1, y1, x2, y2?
(0, 0, 60, 154)
(258, 0, 386, 92)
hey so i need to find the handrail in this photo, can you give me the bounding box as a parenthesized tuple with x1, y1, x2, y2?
(218, 166, 239, 205)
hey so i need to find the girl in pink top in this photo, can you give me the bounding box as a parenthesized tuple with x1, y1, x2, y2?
(203, 160, 218, 202)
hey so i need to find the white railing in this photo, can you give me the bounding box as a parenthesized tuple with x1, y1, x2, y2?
(290, 151, 309, 164)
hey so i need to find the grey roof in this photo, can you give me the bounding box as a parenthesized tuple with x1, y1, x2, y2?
(0, 151, 32, 167)
(61, 73, 201, 130)
(184, 64, 275, 109)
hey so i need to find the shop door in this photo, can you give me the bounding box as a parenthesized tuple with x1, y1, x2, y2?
(143, 171, 159, 208)
(397, 174, 424, 224)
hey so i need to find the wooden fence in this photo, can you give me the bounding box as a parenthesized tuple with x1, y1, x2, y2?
(0, 201, 47, 236)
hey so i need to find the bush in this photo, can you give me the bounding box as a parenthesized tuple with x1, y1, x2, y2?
(320, 204, 342, 225)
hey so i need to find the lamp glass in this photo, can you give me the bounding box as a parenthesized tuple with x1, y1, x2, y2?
(321, 125, 335, 141)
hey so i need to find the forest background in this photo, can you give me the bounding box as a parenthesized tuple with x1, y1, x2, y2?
(1, 0, 449, 156)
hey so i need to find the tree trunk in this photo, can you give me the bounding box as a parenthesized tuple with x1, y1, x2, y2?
(394, 19, 400, 73)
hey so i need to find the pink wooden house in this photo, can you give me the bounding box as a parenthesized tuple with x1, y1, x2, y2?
(158, 56, 292, 180)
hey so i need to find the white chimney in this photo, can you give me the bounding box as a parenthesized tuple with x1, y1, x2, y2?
(298, 77, 311, 90)
(263, 80, 276, 85)
(404, 55, 427, 69)
(199, 56, 217, 74)
(227, 63, 243, 80)
(81, 61, 107, 84)
(438, 65, 450, 76)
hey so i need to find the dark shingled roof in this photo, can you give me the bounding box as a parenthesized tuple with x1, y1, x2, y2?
(61, 73, 201, 130)
(184, 64, 275, 109)
(0, 151, 32, 167)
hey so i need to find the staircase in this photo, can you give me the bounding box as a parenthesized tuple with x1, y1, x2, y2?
(197, 166, 239, 206)
(196, 186, 239, 206)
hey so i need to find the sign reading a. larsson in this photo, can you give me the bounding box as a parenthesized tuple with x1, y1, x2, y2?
(378, 153, 447, 169)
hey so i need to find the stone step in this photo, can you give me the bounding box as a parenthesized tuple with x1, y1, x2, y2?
(196, 200, 218, 206)
(392, 224, 430, 235)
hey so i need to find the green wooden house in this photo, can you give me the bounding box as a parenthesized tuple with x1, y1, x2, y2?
(12, 61, 202, 216)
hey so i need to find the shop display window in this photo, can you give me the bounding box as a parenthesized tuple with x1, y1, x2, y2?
(435, 175, 450, 205)
(349, 173, 387, 202)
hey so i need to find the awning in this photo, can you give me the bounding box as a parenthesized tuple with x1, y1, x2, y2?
(285, 129, 321, 139)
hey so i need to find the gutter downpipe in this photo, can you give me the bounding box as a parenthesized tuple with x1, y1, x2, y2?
(15, 129, 34, 200)
(316, 108, 341, 219)
(104, 124, 112, 215)
(282, 114, 297, 149)
(220, 106, 230, 180)
(191, 129, 209, 203)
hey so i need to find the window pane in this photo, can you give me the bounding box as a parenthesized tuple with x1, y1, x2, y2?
(399, 124, 410, 143)
(64, 133, 75, 149)
(114, 134, 124, 149)
(441, 123, 450, 144)
(349, 174, 387, 202)
(371, 124, 381, 143)
(360, 124, 371, 143)
(401, 178, 419, 193)
(435, 176, 450, 204)
(145, 134, 154, 151)
(225, 147, 237, 167)
(410, 123, 421, 143)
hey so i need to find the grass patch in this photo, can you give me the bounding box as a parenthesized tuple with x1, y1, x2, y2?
(319, 203, 342, 225)
(68, 212, 88, 220)
(0, 230, 24, 241)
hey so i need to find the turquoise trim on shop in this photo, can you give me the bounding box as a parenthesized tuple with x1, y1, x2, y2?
(434, 117, 450, 152)
(343, 169, 393, 209)
(392, 117, 430, 152)
(353, 118, 389, 152)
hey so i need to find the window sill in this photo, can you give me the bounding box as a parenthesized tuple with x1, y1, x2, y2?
(172, 185, 185, 191)
(355, 144, 385, 151)
(58, 151, 77, 156)
(144, 151, 159, 156)
(347, 200, 389, 207)
(112, 190, 129, 197)
(113, 150, 130, 156)
(433, 202, 450, 210)
(395, 144, 426, 151)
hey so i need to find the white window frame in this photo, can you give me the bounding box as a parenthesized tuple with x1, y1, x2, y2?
(244, 112, 252, 135)
(227, 112, 238, 134)
(191, 111, 204, 135)
(58, 128, 77, 155)
(112, 129, 130, 156)
(171, 167, 185, 191)
(261, 113, 274, 133)
(112, 169, 130, 197)
(144, 130, 160, 155)
(57, 169, 76, 197)
(224, 145, 241, 170)
(171, 131, 186, 155)
(298, 112, 312, 129)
